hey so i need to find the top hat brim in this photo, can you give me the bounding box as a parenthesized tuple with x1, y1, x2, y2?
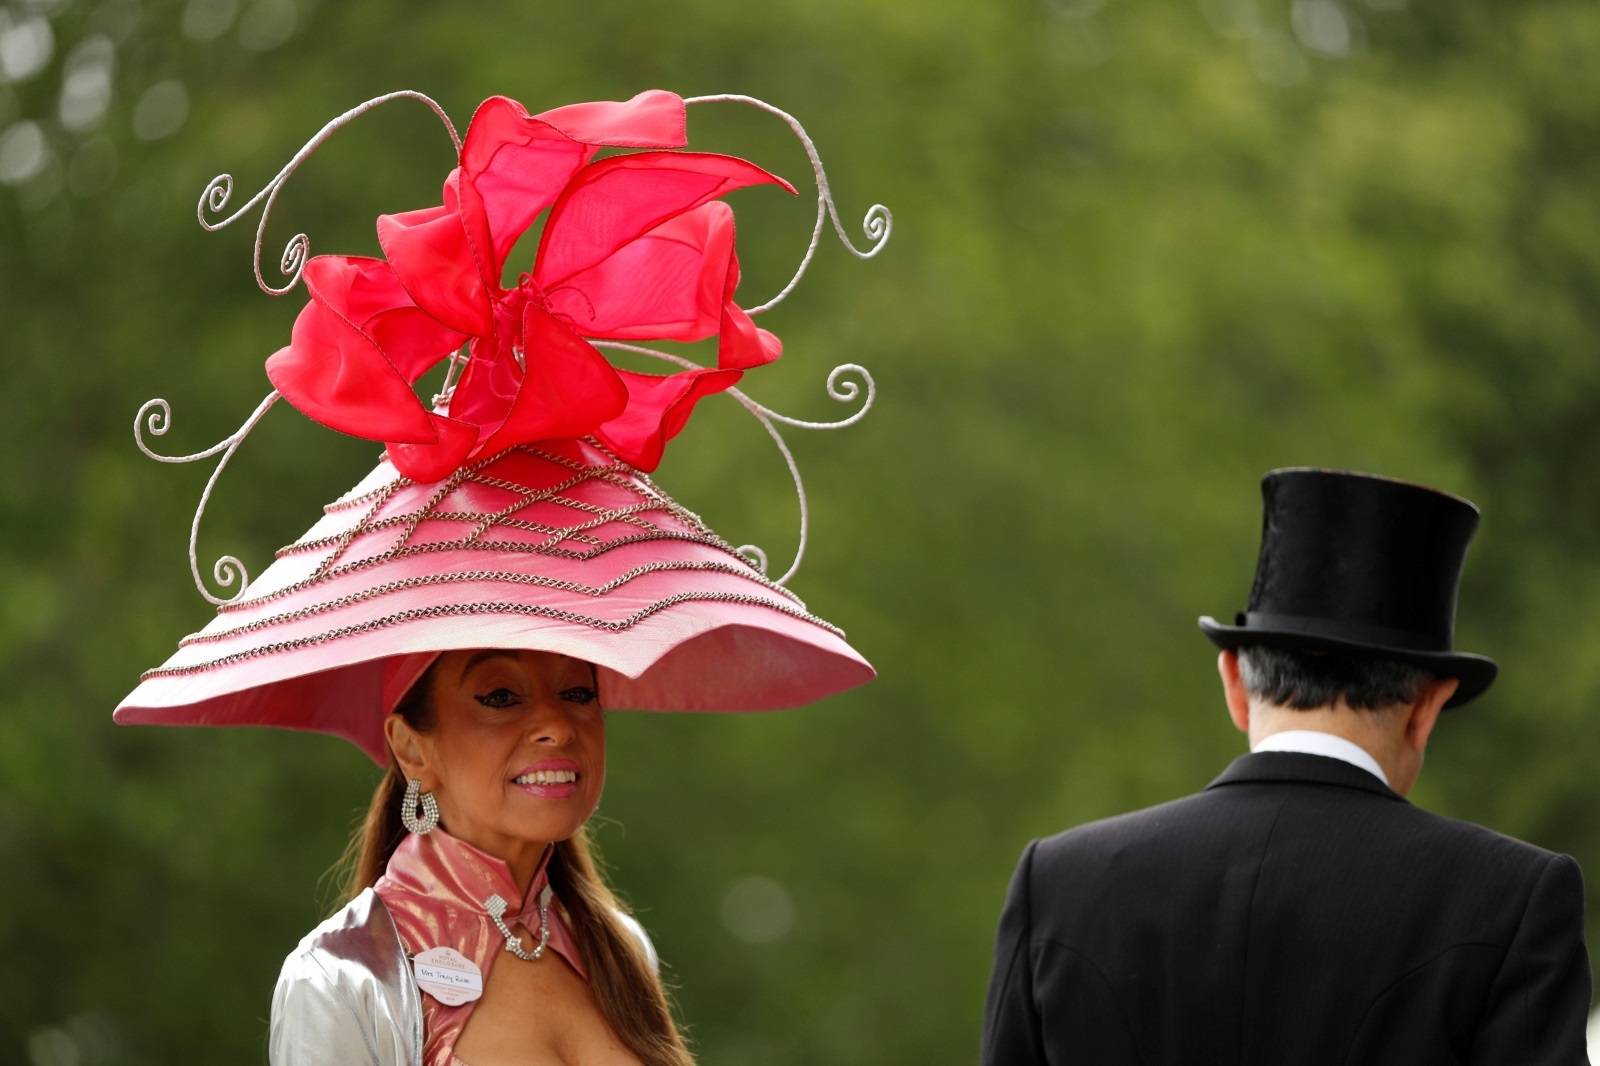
(1198, 616, 1496, 709)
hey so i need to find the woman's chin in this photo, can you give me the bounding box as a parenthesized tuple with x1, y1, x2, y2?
(499, 809, 589, 845)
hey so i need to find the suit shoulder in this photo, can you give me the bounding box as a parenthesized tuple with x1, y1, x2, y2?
(1031, 791, 1218, 868)
(1398, 802, 1570, 874)
(1030, 787, 1573, 888)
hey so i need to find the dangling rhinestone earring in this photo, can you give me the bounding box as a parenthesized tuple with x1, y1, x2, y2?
(401, 777, 439, 834)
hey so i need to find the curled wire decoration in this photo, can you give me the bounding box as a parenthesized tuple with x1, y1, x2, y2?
(684, 93, 892, 314)
(196, 90, 462, 296)
(736, 544, 771, 575)
(594, 343, 876, 587)
(735, 400, 810, 585)
(135, 391, 282, 605)
(156, 91, 885, 600)
(743, 363, 876, 430)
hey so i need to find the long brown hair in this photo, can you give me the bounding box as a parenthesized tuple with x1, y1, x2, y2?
(337, 663, 695, 1066)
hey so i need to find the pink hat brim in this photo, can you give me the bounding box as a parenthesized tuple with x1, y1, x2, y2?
(114, 441, 873, 764)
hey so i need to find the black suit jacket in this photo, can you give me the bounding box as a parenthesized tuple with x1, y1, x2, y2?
(982, 752, 1592, 1065)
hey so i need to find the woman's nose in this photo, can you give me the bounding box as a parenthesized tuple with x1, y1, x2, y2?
(526, 701, 576, 745)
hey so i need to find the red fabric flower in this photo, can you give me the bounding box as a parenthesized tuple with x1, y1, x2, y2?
(265, 91, 795, 481)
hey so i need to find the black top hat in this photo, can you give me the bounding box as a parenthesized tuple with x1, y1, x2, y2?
(1198, 468, 1497, 708)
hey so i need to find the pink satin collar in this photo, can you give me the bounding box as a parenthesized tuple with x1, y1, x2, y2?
(375, 828, 585, 1066)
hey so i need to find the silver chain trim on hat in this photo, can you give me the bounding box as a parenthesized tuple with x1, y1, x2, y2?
(138, 439, 850, 680)
(141, 590, 844, 680)
(270, 511, 607, 552)
(277, 501, 669, 559)
(169, 444, 808, 653)
(223, 527, 745, 613)
(180, 560, 809, 648)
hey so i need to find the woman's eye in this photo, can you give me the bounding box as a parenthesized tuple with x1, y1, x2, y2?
(560, 686, 598, 705)
(474, 688, 521, 709)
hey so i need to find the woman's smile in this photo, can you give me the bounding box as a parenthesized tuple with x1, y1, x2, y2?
(511, 758, 583, 798)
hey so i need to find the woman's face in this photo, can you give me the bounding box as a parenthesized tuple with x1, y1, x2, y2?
(393, 649, 606, 863)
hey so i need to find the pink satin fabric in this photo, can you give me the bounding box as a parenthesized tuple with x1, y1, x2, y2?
(375, 829, 585, 1066)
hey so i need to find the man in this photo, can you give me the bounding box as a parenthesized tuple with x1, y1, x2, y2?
(982, 468, 1592, 1065)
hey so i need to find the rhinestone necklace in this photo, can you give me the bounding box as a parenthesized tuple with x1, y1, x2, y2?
(484, 886, 553, 962)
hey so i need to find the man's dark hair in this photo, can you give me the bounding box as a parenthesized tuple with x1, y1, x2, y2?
(1237, 645, 1434, 711)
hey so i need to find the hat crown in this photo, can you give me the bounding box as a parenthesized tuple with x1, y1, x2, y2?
(1244, 469, 1480, 651)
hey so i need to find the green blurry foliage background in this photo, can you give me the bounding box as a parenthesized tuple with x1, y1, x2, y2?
(4, 0, 1600, 1061)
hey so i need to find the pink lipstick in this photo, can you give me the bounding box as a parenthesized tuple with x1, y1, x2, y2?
(510, 758, 581, 799)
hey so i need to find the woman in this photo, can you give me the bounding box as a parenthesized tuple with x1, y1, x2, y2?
(275, 648, 682, 1065)
(218, 433, 873, 1066)
(115, 87, 887, 1064)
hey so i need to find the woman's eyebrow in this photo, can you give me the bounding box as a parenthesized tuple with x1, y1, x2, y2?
(458, 649, 517, 682)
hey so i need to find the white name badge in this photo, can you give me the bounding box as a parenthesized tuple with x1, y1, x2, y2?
(413, 946, 484, 1006)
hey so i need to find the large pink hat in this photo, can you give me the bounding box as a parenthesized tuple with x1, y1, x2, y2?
(115, 88, 891, 763)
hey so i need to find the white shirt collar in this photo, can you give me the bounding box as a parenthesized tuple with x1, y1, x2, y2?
(1250, 730, 1390, 788)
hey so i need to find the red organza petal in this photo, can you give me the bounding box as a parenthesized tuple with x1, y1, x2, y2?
(458, 92, 687, 277)
(534, 151, 796, 290)
(367, 309, 469, 386)
(266, 296, 436, 444)
(448, 336, 518, 437)
(264, 95, 777, 479)
(385, 414, 479, 483)
(477, 305, 628, 455)
(715, 247, 782, 370)
(301, 255, 467, 383)
(596, 366, 744, 472)
(718, 299, 783, 371)
(462, 146, 587, 276)
(546, 201, 735, 341)
(532, 90, 686, 149)
(374, 198, 492, 337)
(299, 254, 404, 325)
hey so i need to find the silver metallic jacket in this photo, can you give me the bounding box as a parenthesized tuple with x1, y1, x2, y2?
(269, 888, 423, 1066)
(267, 888, 658, 1065)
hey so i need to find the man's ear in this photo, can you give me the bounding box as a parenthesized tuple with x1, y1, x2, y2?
(1403, 675, 1458, 754)
(384, 714, 433, 787)
(1218, 650, 1250, 735)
